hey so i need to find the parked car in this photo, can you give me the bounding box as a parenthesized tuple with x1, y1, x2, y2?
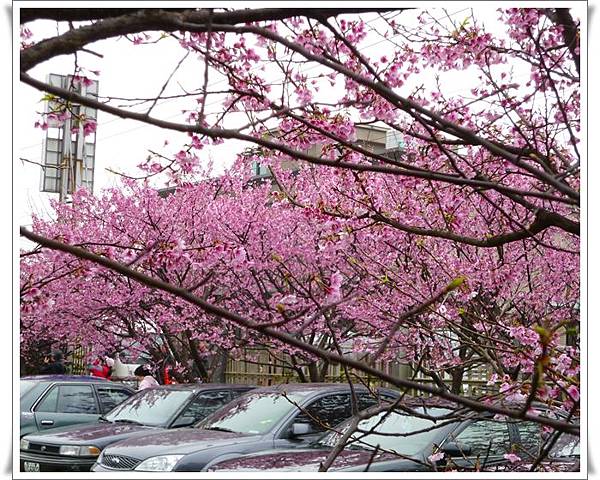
(92, 383, 400, 472)
(494, 432, 580, 473)
(20, 383, 254, 472)
(206, 402, 580, 473)
(20, 375, 134, 437)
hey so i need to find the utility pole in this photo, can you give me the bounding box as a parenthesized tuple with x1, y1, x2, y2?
(58, 100, 73, 203)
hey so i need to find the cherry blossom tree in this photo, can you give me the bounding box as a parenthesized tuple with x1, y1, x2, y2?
(19, 6, 580, 471)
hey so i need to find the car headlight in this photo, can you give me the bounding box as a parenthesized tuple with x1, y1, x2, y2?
(59, 445, 101, 456)
(134, 455, 185, 472)
(20, 439, 29, 450)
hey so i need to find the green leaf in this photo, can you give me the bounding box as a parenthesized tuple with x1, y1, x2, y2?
(447, 275, 467, 290)
(534, 325, 551, 344)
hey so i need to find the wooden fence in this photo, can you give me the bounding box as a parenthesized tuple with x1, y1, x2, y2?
(224, 348, 497, 397)
(60, 344, 497, 398)
(65, 344, 88, 375)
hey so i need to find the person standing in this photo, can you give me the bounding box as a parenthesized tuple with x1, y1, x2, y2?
(89, 356, 113, 379)
(40, 350, 66, 374)
(134, 365, 159, 390)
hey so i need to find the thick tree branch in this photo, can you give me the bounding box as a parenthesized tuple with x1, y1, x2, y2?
(544, 8, 580, 76)
(371, 208, 579, 248)
(19, 8, 177, 23)
(20, 8, 397, 71)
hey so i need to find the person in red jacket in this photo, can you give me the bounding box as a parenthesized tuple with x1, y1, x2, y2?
(89, 357, 112, 379)
(163, 365, 172, 385)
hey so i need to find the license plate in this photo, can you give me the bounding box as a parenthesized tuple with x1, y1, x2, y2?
(24, 462, 40, 472)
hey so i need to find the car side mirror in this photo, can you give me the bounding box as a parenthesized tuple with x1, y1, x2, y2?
(172, 416, 196, 428)
(442, 441, 472, 457)
(291, 423, 313, 436)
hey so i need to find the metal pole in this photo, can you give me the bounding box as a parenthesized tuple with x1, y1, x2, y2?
(59, 112, 72, 203)
(73, 82, 87, 194)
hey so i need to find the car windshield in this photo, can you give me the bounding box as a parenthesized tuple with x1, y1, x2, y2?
(20, 380, 38, 398)
(198, 392, 306, 435)
(550, 433, 580, 458)
(317, 407, 451, 456)
(103, 389, 193, 427)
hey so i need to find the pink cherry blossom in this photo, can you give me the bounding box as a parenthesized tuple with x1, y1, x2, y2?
(503, 453, 521, 463)
(428, 451, 445, 463)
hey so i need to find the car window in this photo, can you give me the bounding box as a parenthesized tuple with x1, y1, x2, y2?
(510, 419, 543, 456)
(294, 393, 352, 432)
(35, 386, 59, 412)
(199, 392, 306, 435)
(96, 387, 132, 413)
(57, 385, 98, 414)
(178, 391, 232, 422)
(103, 389, 193, 426)
(318, 407, 451, 454)
(356, 391, 398, 411)
(453, 420, 512, 458)
(231, 388, 252, 399)
(550, 433, 580, 458)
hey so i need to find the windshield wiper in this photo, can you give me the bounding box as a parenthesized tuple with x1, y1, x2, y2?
(346, 443, 371, 451)
(113, 419, 144, 426)
(98, 416, 111, 423)
(203, 426, 236, 433)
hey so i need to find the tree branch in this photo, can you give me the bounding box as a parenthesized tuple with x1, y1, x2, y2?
(371, 209, 579, 248)
(20, 8, 397, 71)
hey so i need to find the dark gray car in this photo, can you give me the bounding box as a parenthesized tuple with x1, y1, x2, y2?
(207, 404, 580, 473)
(92, 383, 400, 472)
(20, 375, 134, 437)
(20, 383, 254, 472)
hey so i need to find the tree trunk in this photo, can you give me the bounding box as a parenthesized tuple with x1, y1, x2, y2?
(289, 354, 308, 383)
(308, 361, 320, 382)
(319, 359, 330, 382)
(209, 348, 228, 382)
(308, 360, 328, 382)
(450, 368, 464, 395)
(184, 330, 209, 381)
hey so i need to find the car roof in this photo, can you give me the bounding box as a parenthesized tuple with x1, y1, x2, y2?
(20, 375, 112, 383)
(248, 383, 397, 396)
(142, 383, 256, 393)
(401, 396, 458, 409)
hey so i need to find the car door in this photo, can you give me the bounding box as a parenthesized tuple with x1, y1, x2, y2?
(443, 418, 513, 470)
(171, 390, 234, 428)
(34, 383, 100, 431)
(273, 393, 353, 449)
(94, 385, 134, 414)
